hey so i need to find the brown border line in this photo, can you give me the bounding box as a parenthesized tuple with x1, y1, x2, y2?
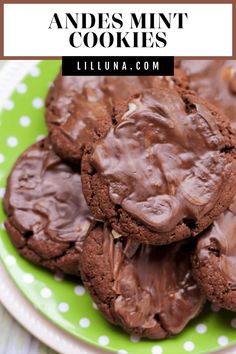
(233, 0, 235, 58)
(0, 2, 3, 58)
(0, 0, 235, 59)
(0, 0, 234, 3)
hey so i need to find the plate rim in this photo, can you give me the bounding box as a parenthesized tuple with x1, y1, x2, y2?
(0, 260, 113, 354)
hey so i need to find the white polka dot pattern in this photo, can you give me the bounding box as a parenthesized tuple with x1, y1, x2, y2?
(3, 99, 14, 110)
(196, 324, 207, 334)
(152, 345, 163, 354)
(211, 303, 221, 312)
(58, 303, 69, 313)
(40, 288, 52, 299)
(130, 335, 140, 343)
(79, 318, 90, 328)
(98, 336, 109, 346)
(218, 336, 229, 346)
(23, 274, 34, 284)
(5, 255, 16, 266)
(0, 154, 5, 164)
(17, 83, 27, 94)
(32, 98, 43, 109)
(54, 273, 64, 282)
(0, 188, 5, 198)
(74, 285, 85, 296)
(7, 136, 18, 147)
(36, 134, 46, 142)
(92, 302, 98, 310)
(183, 341, 195, 351)
(20, 116, 31, 127)
(30, 67, 41, 77)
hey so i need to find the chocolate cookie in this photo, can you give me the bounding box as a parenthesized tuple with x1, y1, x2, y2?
(82, 83, 236, 245)
(81, 223, 205, 339)
(192, 196, 236, 311)
(46, 73, 185, 164)
(3, 139, 93, 276)
(178, 60, 236, 131)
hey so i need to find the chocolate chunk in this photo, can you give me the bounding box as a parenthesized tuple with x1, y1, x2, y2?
(81, 223, 205, 339)
(3, 139, 94, 276)
(178, 60, 236, 132)
(192, 194, 236, 311)
(82, 83, 236, 245)
(46, 73, 185, 164)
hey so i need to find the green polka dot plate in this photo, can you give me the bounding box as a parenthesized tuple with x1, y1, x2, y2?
(0, 60, 236, 354)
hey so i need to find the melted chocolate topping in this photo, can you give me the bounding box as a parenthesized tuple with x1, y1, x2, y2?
(180, 60, 236, 131)
(47, 75, 174, 143)
(196, 196, 236, 283)
(92, 86, 231, 232)
(5, 141, 93, 250)
(103, 224, 204, 334)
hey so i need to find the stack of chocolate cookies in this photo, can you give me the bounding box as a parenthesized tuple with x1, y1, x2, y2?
(3, 60, 236, 340)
